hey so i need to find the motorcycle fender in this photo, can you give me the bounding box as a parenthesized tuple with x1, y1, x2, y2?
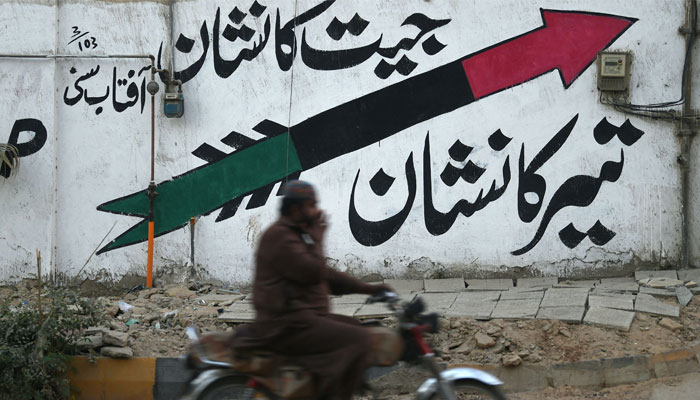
(179, 369, 245, 400)
(414, 368, 503, 400)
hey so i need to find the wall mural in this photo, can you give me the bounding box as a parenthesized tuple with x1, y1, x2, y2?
(156, 0, 450, 82)
(93, 7, 639, 256)
(1, 118, 47, 178)
(349, 115, 644, 255)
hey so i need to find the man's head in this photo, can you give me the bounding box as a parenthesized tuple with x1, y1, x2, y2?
(280, 180, 321, 226)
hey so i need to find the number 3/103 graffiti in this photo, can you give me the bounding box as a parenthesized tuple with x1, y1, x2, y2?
(68, 26, 98, 52)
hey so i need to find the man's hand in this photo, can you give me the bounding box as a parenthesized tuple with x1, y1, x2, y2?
(371, 283, 395, 295)
(307, 211, 328, 242)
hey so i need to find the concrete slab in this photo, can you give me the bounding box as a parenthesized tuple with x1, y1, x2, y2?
(638, 277, 685, 288)
(218, 312, 255, 323)
(552, 359, 603, 388)
(540, 288, 589, 308)
(500, 290, 545, 300)
(635, 270, 678, 280)
(583, 307, 634, 331)
(600, 277, 636, 283)
(455, 291, 502, 302)
(445, 300, 496, 320)
(588, 295, 634, 311)
(399, 292, 419, 302)
(494, 364, 551, 393)
(589, 290, 637, 301)
(332, 293, 416, 310)
(354, 303, 393, 319)
(465, 279, 514, 291)
(224, 303, 255, 312)
(639, 287, 677, 297)
(419, 293, 458, 311)
(516, 277, 558, 288)
(508, 286, 548, 292)
(424, 278, 465, 292)
(491, 298, 541, 319)
(339, 292, 416, 317)
(555, 280, 599, 289)
(635, 294, 680, 317)
(653, 355, 700, 378)
(602, 356, 650, 387)
(545, 287, 590, 294)
(330, 303, 361, 317)
(677, 269, 700, 282)
(383, 279, 424, 294)
(536, 306, 585, 323)
(331, 294, 367, 304)
(676, 286, 693, 307)
(596, 280, 639, 292)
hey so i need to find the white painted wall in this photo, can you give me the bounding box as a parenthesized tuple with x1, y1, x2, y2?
(0, 0, 696, 284)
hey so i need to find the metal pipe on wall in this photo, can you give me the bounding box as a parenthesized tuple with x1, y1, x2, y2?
(0, 54, 154, 61)
(679, 0, 697, 269)
(147, 92, 156, 288)
(145, 67, 165, 288)
(190, 217, 196, 269)
(170, 0, 175, 74)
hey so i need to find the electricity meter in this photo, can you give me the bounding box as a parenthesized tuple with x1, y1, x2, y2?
(597, 52, 631, 92)
(164, 91, 184, 118)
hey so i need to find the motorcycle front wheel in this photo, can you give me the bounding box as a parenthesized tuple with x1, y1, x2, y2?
(196, 376, 278, 400)
(429, 379, 508, 400)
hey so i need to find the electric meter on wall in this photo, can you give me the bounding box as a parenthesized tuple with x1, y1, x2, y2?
(597, 51, 631, 92)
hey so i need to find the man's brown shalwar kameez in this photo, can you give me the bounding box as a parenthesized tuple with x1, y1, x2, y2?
(233, 217, 382, 400)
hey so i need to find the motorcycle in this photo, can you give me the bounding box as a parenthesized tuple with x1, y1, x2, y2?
(178, 291, 508, 400)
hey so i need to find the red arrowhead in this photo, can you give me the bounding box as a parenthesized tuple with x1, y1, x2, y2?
(462, 9, 636, 99)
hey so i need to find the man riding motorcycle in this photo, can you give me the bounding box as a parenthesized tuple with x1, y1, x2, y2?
(231, 180, 393, 400)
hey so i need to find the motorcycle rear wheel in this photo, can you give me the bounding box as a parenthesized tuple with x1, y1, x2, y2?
(429, 379, 508, 400)
(196, 376, 278, 400)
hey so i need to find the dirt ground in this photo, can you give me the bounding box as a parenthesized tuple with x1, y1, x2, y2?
(428, 300, 699, 366)
(1, 279, 698, 368)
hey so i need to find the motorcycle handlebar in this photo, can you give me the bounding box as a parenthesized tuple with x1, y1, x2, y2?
(366, 290, 400, 304)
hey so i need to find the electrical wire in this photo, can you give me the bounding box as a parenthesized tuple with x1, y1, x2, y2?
(601, 0, 697, 118)
(285, 0, 300, 181)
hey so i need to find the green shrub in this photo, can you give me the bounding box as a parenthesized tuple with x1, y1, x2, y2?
(0, 286, 104, 400)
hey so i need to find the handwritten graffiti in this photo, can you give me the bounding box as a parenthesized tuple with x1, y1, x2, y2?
(349, 115, 644, 254)
(96, 9, 635, 254)
(68, 26, 98, 52)
(157, 0, 450, 83)
(63, 65, 151, 115)
(0, 118, 47, 178)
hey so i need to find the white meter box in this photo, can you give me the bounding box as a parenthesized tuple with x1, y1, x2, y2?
(597, 52, 631, 91)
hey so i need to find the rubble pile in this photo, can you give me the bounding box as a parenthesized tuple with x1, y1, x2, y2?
(77, 283, 244, 358)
